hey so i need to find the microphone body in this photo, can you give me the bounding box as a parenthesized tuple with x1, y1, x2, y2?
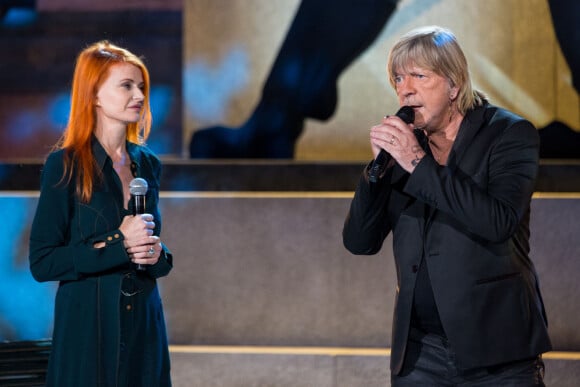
(129, 178, 148, 271)
(368, 106, 415, 182)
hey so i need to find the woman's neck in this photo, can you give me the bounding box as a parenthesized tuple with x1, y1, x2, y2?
(94, 124, 127, 162)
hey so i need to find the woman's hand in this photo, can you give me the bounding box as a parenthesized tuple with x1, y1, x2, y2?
(125, 235, 163, 267)
(120, 213, 155, 249)
(119, 213, 162, 266)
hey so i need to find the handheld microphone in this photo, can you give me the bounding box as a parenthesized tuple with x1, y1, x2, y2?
(368, 106, 415, 183)
(129, 177, 148, 271)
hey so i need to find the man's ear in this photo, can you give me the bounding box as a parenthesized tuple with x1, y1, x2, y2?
(449, 85, 459, 100)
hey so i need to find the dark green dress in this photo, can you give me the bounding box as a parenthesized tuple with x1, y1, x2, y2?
(29, 138, 173, 386)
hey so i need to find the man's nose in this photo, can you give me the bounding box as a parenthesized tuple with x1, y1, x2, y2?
(397, 78, 415, 98)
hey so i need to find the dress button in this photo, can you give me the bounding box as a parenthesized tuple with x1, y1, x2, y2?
(412, 264, 419, 273)
(126, 304, 132, 311)
(114, 233, 120, 239)
(107, 236, 113, 241)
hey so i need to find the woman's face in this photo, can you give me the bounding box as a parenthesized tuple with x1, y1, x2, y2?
(392, 63, 458, 132)
(95, 63, 145, 128)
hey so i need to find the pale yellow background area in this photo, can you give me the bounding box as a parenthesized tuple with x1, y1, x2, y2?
(184, 0, 579, 160)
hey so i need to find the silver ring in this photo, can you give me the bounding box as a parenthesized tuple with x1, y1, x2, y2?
(148, 247, 155, 256)
(389, 136, 395, 145)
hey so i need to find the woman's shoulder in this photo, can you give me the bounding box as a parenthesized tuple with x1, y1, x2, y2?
(129, 142, 161, 167)
(43, 149, 67, 172)
(39, 149, 72, 189)
(141, 144, 161, 163)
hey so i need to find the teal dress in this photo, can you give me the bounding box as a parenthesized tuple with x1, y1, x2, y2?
(29, 138, 173, 386)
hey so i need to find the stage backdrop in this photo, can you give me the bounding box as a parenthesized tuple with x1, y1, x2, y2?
(184, 0, 579, 160)
(0, 1, 182, 160)
(0, 0, 577, 160)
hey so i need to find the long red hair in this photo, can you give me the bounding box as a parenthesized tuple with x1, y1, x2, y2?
(57, 40, 152, 202)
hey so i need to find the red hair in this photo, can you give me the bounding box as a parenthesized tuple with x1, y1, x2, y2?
(57, 40, 152, 202)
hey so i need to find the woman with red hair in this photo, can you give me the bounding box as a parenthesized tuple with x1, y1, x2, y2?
(29, 41, 173, 386)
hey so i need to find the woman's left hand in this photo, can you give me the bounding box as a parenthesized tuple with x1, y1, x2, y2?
(126, 235, 162, 266)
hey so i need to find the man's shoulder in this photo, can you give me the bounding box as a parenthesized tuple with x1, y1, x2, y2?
(479, 104, 532, 127)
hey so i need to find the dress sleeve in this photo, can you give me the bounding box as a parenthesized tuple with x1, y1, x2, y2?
(143, 152, 173, 279)
(29, 152, 130, 282)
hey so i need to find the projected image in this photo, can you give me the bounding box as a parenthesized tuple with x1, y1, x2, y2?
(0, 6, 182, 160)
(184, 0, 579, 160)
(0, 197, 55, 341)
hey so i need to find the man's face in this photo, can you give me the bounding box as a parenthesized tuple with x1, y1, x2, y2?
(393, 64, 458, 132)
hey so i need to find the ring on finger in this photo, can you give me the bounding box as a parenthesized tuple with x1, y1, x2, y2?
(148, 246, 155, 256)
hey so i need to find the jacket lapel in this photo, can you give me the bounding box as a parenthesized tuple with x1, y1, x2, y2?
(447, 104, 487, 168)
(126, 141, 143, 178)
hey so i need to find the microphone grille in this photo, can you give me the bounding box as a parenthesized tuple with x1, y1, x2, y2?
(129, 178, 148, 195)
(398, 106, 415, 124)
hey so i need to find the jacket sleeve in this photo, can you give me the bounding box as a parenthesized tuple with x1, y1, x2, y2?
(142, 152, 173, 279)
(404, 118, 539, 243)
(342, 162, 394, 255)
(29, 152, 131, 282)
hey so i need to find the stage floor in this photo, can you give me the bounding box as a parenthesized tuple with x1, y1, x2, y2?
(169, 345, 580, 387)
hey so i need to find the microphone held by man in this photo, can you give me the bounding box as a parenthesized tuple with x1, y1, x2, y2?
(368, 105, 415, 182)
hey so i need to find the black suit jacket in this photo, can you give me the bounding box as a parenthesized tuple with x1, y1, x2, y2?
(343, 103, 552, 374)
